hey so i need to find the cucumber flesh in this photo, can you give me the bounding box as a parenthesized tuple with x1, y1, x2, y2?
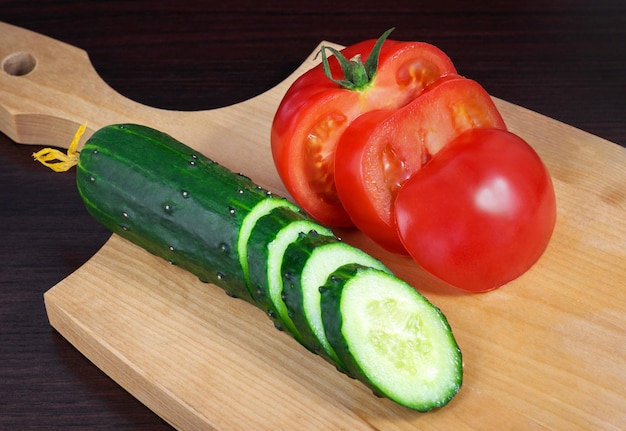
(282, 234, 390, 367)
(321, 264, 463, 411)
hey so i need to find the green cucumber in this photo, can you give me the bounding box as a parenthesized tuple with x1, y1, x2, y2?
(55, 123, 463, 411)
(281, 233, 390, 366)
(246, 206, 333, 338)
(320, 264, 463, 411)
(76, 123, 279, 304)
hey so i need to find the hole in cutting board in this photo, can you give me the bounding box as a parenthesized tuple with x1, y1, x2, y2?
(2, 51, 37, 76)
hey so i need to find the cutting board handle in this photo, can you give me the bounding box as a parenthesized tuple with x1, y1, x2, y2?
(0, 21, 335, 190)
(0, 21, 166, 148)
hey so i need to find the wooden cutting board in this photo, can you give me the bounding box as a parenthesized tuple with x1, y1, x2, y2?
(1, 21, 624, 430)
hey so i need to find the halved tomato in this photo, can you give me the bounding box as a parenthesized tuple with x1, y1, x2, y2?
(271, 30, 457, 226)
(334, 75, 507, 252)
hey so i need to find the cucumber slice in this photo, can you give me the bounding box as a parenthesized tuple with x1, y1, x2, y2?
(238, 197, 298, 288)
(246, 206, 333, 337)
(282, 234, 390, 367)
(321, 264, 463, 411)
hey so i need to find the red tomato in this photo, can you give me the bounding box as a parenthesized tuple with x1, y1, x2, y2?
(334, 76, 507, 253)
(271, 32, 456, 226)
(394, 128, 557, 292)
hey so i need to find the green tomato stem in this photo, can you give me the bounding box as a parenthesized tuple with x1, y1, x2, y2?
(320, 27, 395, 91)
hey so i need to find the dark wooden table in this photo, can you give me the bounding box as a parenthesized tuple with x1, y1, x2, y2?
(1, 1, 624, 429)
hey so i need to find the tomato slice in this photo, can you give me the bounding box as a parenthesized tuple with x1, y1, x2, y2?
(334, 76, 507, 252)
(394, 128, 557, 292)
(271, 37, 457, 226)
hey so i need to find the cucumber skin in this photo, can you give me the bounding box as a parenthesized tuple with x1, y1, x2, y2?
(76, 124, 277, 304)
(320, 263, 463, 412)
(319, 264, 364, 381)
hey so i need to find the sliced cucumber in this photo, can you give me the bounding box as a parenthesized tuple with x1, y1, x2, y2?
(246, 206, 333, 337)
(282, 234, 390, 367)
(321, 264, 463, 411)
(57, 123, 463, 411)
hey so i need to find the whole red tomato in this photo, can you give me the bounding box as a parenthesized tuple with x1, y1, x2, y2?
(334, 75, 507, 253)
(271, 29, 456, 226)
(394, 128, 557, 292)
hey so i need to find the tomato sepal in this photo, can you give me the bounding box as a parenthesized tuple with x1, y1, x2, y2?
(320, 28, 395, 91)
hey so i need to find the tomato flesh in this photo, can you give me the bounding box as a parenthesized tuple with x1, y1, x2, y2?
(394, 128, 557, 292)
(271, 38, 456, 226)
(304, 110, 349, 206)
(334, 76, 507, 253)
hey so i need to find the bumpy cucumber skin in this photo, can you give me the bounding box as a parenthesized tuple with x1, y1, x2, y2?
(320, 263, 463, 412)
(76, 124, 276, 304)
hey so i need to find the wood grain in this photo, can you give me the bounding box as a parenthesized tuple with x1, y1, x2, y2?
(2, 20, 625, 431)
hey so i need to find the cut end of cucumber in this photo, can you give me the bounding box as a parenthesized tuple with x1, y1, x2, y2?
(324, 266, 463, 411)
